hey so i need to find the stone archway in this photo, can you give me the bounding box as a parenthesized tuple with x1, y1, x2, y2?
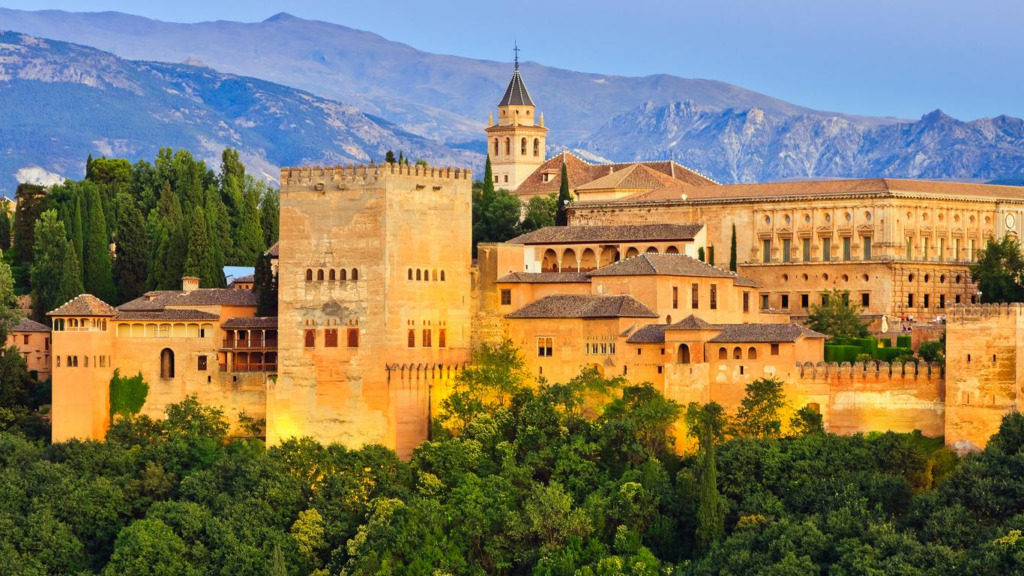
(677, 343, 691, 364)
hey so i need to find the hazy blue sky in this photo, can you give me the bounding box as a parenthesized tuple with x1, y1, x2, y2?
(3, 0, 1023, 120)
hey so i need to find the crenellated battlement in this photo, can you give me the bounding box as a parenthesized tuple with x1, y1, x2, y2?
(280, 162, 473, 188)
(946, 302, 1024, 322)
(794, 360, 945, 381)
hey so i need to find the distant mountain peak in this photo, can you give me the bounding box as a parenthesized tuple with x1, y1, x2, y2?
(183, 56, 209, 68)
(263, 12, 299, 23)
(920, 109, 953, 123)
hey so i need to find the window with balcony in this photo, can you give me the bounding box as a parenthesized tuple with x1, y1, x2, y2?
(537, 337, 553, 357)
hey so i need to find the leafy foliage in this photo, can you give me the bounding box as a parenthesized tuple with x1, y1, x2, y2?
(970, 235, 1024, 302)
(109, 370, 149, 421)
(807, 288, 869, 340)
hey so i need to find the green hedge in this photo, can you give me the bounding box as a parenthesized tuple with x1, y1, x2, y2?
(825, 345, 863, 364)
(896, 335, 912, 349)
(879, 338, 892, 348)
(874, 347, 914, 363)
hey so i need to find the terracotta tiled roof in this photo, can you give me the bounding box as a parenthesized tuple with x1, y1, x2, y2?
(626, 324, 667, 344)
(498, 68, 535, 107)
(114, 309, 221, 321)
(708, 324, 825, 343)
(48, 294, 116, 317)
(119, 289, 257, 311)
(230, 275, 255, 286)
(669, 315, 716, 330)
(12, 317, 50, 332)
(576, 164, 683, 192)
(265, 242, 279, 257)
(598, 178, 1024, 206)
(508, 223, 703, 245)
(589, 253, 758, 287)
(495, 272, 591, 284)
(506, 294, 659, 319)
(222, 317, 278, 329)
(513, 152, 716, 199)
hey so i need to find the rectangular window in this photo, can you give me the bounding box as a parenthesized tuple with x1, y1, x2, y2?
(843, 236, 851, 261)
(637, 348, 642, 356)
(672, 287, 679, 309)
(908, 293, 915, 307)
(842, 292, 850, 305)
(197, 355, 207, 371)
(762, 239, 771, 263)
(970, 239, 976, 261)
(422, 329, 432, 348)
(939, 294, 946, 309)
(923, 237, 930, 261)
(325, 329, 338, 347)
(771, 344, 780, 356)
(347, 328, 359, 348)
(538, 337, 553, 357)
(780, 294, 789, 309)
(438, 329, 446, 348)
(923, 294, 930, 308)
(802, 238, 811, 262)
(45, 338, 50, 351)
(782, 239, 791, 263)
(906, 237, 913, 260)
(822, 237, 832, 262)
(863, 237, 872, 260)
(408, 329, 415, 348)
(22, 335, 28, 345)
(601, 343, 607, 354)
(304, 329, 315, 348)
(710, 284, 718, 309)
(500, 289, 512, 305)
(822, 293, 829, 305)
(761, 294, 770, 310)
(743, 292, 750, 313)
(801, 294, 809, 309)
(691, 283, 699, 309)
(862, 293, 870, 307)
(938, 237, 945, 261)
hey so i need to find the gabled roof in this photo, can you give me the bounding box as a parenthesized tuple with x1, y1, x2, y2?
(12, 317, 50, 333)
(589, 253, 757, 286)
(506, 294, 659, 320)
(513, 152, 717, 199)
(222, 317, 278, 329)
(576, 164, 683, 192)
(669, 315, 716, 330)
(119, 289, 257, 311)
(626, 324, 667, 344)
(495, 272, 591, 284)
(508, 224, 703, 245)
(708, 324, 826, 343)
(499, 68, 535, 107)
(48, 294, 116, 317)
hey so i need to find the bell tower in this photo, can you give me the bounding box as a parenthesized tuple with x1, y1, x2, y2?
(485, 44, 548, 191)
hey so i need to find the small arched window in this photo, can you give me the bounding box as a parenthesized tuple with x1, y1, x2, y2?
(306, 269, 313, 282)
(329, 269, 336, 281)
(317, 269, 324, 281)
(533, 138, 540, 157)
(160, 348, 175, 379)
(440, 271, 445, 281)
(422, 270, 428, 282)
(718, 347, 727, 360)
(521, 138, 527, 155)
(733, 347, 742, 360)
(504, 137, 510, 155)
(432, 270, 438, 281)
(340, 269, 347, 281)
(416, 270, 421, 281)
(493, 138, 499, 155)
(748, 347, 757, 360)
(408, 269, 413, 280)
(352, 269, 358, 281)
(84, 356, 89, 367)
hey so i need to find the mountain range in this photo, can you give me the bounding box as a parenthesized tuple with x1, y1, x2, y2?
(1, 8, 1023, 189)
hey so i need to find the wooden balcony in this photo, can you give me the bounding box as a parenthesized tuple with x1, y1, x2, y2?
(222, 338, 278, 350)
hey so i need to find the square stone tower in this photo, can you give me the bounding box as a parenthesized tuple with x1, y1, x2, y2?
(271, 163, 473, 457)
(485, 58, 548, 191)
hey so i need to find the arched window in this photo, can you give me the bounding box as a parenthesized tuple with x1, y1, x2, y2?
(533, 138, 540, 157)
(340, 269, 347, 281)
(421, 270, 428, 282)
(493, 138, 499, 155)
(432, 270, 438, 281)
(304, 330, 315, 348)
(67, 355, 72, 367)
(678, 344, 691, 364)
(718, 347, 727, 360)
(666, 315, 672, 324)
(521, 138, 527, 155)
(733, 347, 742, 359)
(84, 356, 89, 367)
(748, 347, 758, 360)
(352, 269, 358, 280)
(160, 348, 175, 379)
(408, 269, 413, 280)
(317, 269, 324, 281)
(504, 137, 510, 155)
(329, 269, 336, 281)
(440, 271, 445, 281)
(416, 269, 421, 281)
(306, 269, 313, 282)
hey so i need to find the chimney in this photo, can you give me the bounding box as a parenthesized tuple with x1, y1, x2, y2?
(182, 276, 200, 293)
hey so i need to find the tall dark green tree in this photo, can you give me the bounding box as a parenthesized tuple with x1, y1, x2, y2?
(204, 186, 229, 287)
(82, 185, 116, 302)
(729, 224, 737, 272)
(112, 194, 149, 305)
(254, 253, 278, 317)
(232, 177, 268, 265)
(555, 162, 571, 226)
(483, 155, 495, 196)
(385, 150, 397, 164)
(688, 402, 726, 556)
(147, 182, 186, 290)
(13, 184, 48, 266)
(183, 207, 220, 287)
(260, 189, 280, 249)
(0, 201, 12, 251)
(30, 210, 83, 320)
(970, 235, 1024, 302)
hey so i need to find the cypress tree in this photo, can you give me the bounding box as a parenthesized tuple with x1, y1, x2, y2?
(260, 190, 280, 249)
(13, 184, 48, 267)
(708, 245, 715, 266)
(385, 150, 396, 164)
(112, 194, 149, 305)
(729, 224, 738, 272)
(232, 177, 268, 265)
(30, 210, 83, 320)
(82, 186, 116, 302)
(555, 162, 571, 226)
(150, 181, 187, 290)
(695, 419, 725, 555)
(483, 155, 495, 196)
(69, 192, 85, 279)
(698, 247, 706, 262)
(254, 253, 278, 317)
(85, 154, 94, 180)
(398, 151, 405, 166)
(204, 186, 229, 288)
(0, 203, 11, 251)
(183, 207, 220, 287)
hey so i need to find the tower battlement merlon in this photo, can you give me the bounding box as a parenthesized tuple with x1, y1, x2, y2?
(946, 302, 1024, 322)
(280, 163, 473, 187)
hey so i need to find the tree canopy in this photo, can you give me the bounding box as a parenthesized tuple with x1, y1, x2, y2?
(970, 235, 1024, 302)
(807, 288, 869, 340)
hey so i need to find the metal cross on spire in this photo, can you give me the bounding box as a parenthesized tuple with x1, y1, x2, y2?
(514, 41, 520, 70)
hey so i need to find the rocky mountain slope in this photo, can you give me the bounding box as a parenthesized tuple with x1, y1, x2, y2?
(573, 102, 1024, 183)
(0, 31, 476, 195)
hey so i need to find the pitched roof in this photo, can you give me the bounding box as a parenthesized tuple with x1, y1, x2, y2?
(669, 315, 716, 330)
(708, 324, 826, 343)
(506, 294, 659, 319)
(498, 68, 535, 107)
(114, 309, 221, 322)
(222, 317, 278, 329)
(595, 178, 1024, 207)
(513, 152, 717, 199)
(230, 274, 255, 284)
(576, 163, 683, 192)
(626, 324, 667, 344)
(265, 242, 280, 257)
(12, 317, 50, 332)
(495, 272, 591, 284)
(589, 253, 758, 286)
(508, 223, 703, 245)
(48, 294, 116, 317)
(119, 289, 257, 311)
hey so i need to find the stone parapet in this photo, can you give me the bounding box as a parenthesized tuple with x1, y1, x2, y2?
(280, 163, 472, 187)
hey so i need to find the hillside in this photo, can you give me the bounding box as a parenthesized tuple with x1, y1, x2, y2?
(0, 31, 477, 195)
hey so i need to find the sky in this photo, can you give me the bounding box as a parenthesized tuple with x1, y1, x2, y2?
(3, 0, 1023, 120)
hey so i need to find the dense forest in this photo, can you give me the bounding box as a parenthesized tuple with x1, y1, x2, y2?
(5, 148, 280, 319)
(0, 340, 1022, 575)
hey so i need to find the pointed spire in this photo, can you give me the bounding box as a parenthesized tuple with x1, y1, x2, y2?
(514, 40, 520, 70)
